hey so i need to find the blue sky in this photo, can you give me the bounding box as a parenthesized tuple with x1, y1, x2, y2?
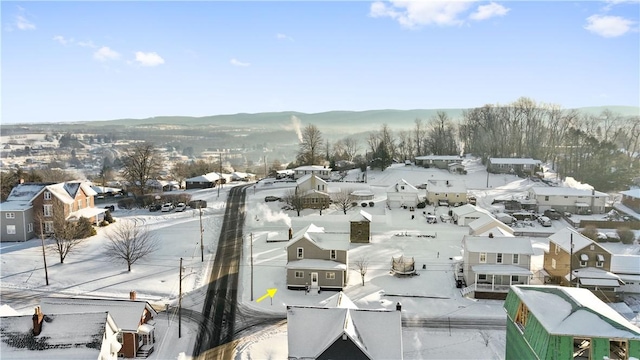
(2, 1, 639, 124)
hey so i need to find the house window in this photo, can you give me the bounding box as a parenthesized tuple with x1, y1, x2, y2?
(554, 243, 560, 255)
(294, 271, 304, 279)
(496, 253, 503, 264)
(590, 245, 595, 250)
(552, 258, 557, 269)
(297, 247, 303, 259)
(511, 275, 519, 283)
(596, 254, 605, 268)
(326, 272, 335, 280)
(573, 337, 591, 359)
(515, 302, 529, 332)
(44, 221, 54, 233)
(330, 250, 337, 260)
(6, 225, 16, 235)
(27, 223, 33, 232)
(580, 254, 588, 267)
(513, 254, 519, 264)
(43, 204, 53, 217)
(478, 274, 487, 281)
(5, 213, 15, 219)
(77, 199, 82, 209)
(44, 191, 51, 200)
(86, 198, 90, 207)
(479, 253, 487, 263)
(609, 340, 628, 360)
(544, 196, 549, 201)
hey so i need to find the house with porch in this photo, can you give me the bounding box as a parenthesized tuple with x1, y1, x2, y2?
(285, 224, 349, 292)
(293, 165, 332, 180)
(1, 181, 105, 242)
(487, 157, 541, 175)
(528, 186, 608, 214)
(41, 293, 158, 358)
(386, 179, 420, 209)
(542, 227, 622, 302)
(0, 306, 121, 359)
(425, 179, 467, 206)
(414, 155, 463, 169)
(504, 285, 640, 360)
(461, 235, 534, 299)
(295, 174, 331, 210)
(287, 292, 403, 360)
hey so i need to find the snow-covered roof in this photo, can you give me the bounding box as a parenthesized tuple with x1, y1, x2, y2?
(471, 264, 532, 276)
(415, 155, 463, 161)
(571, 267, 622, 282)
(41, 297, 157, 332)
(489, 158, 541, 165)
(0, 312, 114, 359)
(426, 179, 467, 193)
(530, 186, 607, 197)
(44, 182, 96, 204)
(6, 183, 49, 202)
(468, 215, 514, 235)
(66, 207, 106, 221)
(0, 201, 32, 211)
(0, 304, 20, 316)
(287, 306, 402, 360)
(287, 224, 350, 251)
(464, 235, 534, 255)
(350, 210, 372, 223)
(186, 172, 220, 183)
(452, 204, 491, 217)
(285, 259, 347, 270)
(620, 188, 640, 198)
(611, 255, 640, 275)
(386, 179, 419, 193)
(510, 285, 640, 338)
(296, 173, 327, 186)
(294, 165, 332, 171)
(548, 227, 603, 253)
(476, 226, 515, 237)
(320, 291, 358, 309)
(90, 185, 122, 194)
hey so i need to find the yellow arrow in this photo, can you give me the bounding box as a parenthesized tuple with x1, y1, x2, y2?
(256, 288, 278, 303)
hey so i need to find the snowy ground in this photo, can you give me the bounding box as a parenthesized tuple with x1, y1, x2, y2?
(1, 159, 638, 360)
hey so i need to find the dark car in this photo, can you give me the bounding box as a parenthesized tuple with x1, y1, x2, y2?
(265, 196, 280, 202)
(149, 204, 161, 212)
(544, 209, 562, 220)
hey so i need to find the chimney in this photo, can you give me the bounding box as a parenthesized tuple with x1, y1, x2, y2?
(289, 228, 293, 240)
(396, 302, 402, 311)
(129, 290, 137, 300)
(32, 306, 44, 336)
(488, 232, 494, 238)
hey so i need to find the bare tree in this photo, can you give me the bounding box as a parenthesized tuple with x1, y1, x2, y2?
(332, 188, 354, 215)
(120, 142, 163, 196)
(353, 257, 369, 286)
(283, 188, 305, 217)
(343, 136, 360, 162)
(105, 220, 158, 272)
(170, 162, 190, 189)
(297, 124, 323, 165)
(414, 118, 426, 156)
(38, 203, 89, 264)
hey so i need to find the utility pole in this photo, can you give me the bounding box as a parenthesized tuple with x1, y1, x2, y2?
(217, 153, 222, 198)
(250, 233, 254, 301)
(39, 220, 49, 286)
(199, 205, 204, 262)
(179, 257, 183, 338)
(569, 233, 574, 287)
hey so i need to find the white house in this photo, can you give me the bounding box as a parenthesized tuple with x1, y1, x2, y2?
(386, 179, 420, 208)
(414, 155, 463, 169)
(451, 204, 493, 226)
(528, 186, 608, 214)
(425, 179, 467, 205)
(293, 165, 332, 180)
(611, 255, 640, 294)
(295, 174, 330, 210)
(468, 216, 514, 237)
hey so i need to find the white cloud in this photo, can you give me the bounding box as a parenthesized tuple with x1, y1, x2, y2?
(369, 1, 474, 28)
(230, 58, 250, 67)
(135, 51, 165, 66)
(584, 14, 634, 37)
(53, 35, 72, 45)
(276, 33, 294, 41)
(77, 40, 97, 48)
(15, 14, 36, 30)
(94, 46, 121, 61)
(469, 2, 510, 21)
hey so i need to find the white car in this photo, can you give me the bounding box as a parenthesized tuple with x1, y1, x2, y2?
(161, 203, 174, 212)
(175, 203, 186, 212)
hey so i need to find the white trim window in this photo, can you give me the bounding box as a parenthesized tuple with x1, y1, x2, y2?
(580, 254, 588, 267)
(44, 221, 54, 233)
(27, 223, 33, 232)
(330, 250, 337, 260)
(43, 204, 53, 217)
(44, 191, 51, 200)
(551, 258, 557, 269)
(496, 253, 503, 264)
(326, 272, 336, 280)
(6, 225, 16, 235)
(294, 271, 304, 278)
(596, 254, 605, 268)
(479, 252, 487, 263)
(297, 247, 304, 259)
(5, 213, 15, 219)
(512, 254, 519, 265)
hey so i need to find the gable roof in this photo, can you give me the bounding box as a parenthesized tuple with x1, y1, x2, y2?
(611, 254, 640, 275)
(45, 182, 97, 204)
(452, 204, 491, 217)
(0, 311, 116, 359)
(463, 235, 534, 255)
(548, 227, 606, 253)
(41, 297, 157, 332)
(426, 179, 467, 193)
(294, 165, 331, 171)
(296, 173, 328, 186)
(286, 223, 349, 251)
(186, 172, 220, 183)
(530, 186, 607, 197)
(287, 302, 402, 359)
(350, 210, 372, 223)
(386, 179, 419, 193)
(489, 157, 541, 165)
(6, 183, 50, 202)
(621, 188, 640, 198)
(468, 215, 514, 236)
(415, 155, 462, 161)
(510, 285, 640, 338)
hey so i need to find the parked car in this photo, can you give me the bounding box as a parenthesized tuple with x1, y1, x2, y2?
(544, 209, 562, 220)
(175, 202, 186, 212)
(537, 216, 552, 227)
(161, 203, 174, 212)
(426, 215, 437, 224)
(149, 204, 161, 212)
(265, 196, 280, 202)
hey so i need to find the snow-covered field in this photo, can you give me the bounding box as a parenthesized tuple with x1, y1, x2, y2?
(1, 159, 638, 359)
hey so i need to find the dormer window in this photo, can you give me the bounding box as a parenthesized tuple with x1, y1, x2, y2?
(44, 191, 51, 200)
(580, 254, 589, 267)
(330, 250, 337, 260)
(596, 254, 605, 268)
(297, 247, 304, 259)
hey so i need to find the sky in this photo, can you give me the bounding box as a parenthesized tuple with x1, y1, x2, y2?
(2, 1, 639, 124)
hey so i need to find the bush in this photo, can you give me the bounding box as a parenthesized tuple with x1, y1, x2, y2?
(361, 202, 368, 207)
(369, 202, 374, 207)
(351, 202, 358, 208)
(617, 228, 635, 244)
(416, 202, 426, 209)
(100, 220, 109, 227)
(104, 210, 114, 223)
(117, 198, 136, 210)
(76, 217, 96, 238)
(581, 225, 598, 241)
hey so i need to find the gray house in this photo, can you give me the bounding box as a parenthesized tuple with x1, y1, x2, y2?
(0, 183, 48, 242)
(414, 155, 463, 169)
(285, 224, 349, 292)
(461, 235, 534, 299)
(487, 157, 541, 175)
